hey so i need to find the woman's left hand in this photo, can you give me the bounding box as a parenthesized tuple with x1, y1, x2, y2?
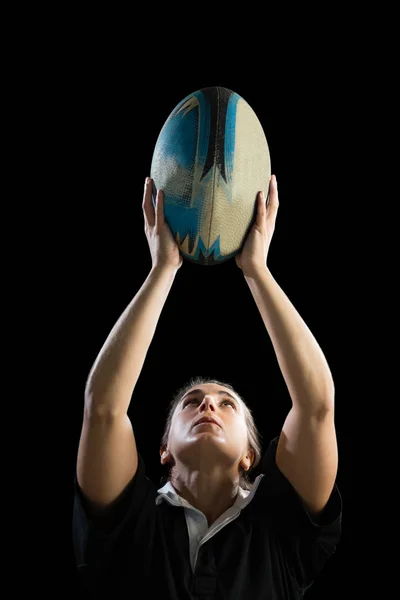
(235, 175, 279, 278)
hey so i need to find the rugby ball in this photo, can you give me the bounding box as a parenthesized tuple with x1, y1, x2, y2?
(150, 86, 271, 266)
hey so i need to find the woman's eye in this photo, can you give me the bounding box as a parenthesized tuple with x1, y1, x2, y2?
(183, 399, 198, 407)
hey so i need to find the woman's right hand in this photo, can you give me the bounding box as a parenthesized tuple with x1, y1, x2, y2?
(142, 177, 183, 272)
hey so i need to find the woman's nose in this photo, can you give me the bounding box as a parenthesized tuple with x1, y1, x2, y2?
(200, 396, 216, 409)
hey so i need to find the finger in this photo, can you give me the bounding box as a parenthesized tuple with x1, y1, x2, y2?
(155, 189, 165, 229)
(142, 177, 155, 228)
(267, 175, 279, 212)
(255, 191, 266, 228)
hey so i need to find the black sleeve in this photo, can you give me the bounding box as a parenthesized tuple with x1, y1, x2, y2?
(72, 451, 155, 589)
(258, 436, 343, 591)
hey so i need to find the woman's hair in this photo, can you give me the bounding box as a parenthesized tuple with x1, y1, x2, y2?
(159, 375, 263, 491)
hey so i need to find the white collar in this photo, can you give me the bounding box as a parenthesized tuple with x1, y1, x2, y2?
(155, 473, 264, 510)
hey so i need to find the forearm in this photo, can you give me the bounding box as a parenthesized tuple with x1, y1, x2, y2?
(245, 267, 335, 414)
(85, 265, 178, 416)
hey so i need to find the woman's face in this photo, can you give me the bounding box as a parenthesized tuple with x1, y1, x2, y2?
(161, 383, 253, 474)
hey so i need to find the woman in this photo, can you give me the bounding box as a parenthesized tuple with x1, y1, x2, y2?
(73, 177, 342, 598)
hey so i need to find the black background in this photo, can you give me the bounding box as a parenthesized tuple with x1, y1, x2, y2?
(68, 54, 351, 598)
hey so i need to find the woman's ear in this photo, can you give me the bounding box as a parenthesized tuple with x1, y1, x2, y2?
(241, 448, 255, 471)
(160, 446, 170, 465)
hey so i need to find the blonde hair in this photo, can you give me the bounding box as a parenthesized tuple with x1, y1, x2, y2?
(159, 375, 263, 491)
